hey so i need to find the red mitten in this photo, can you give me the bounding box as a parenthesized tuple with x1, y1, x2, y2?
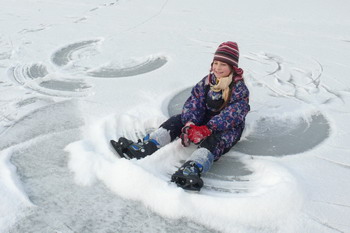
(187, 125, 212, 145)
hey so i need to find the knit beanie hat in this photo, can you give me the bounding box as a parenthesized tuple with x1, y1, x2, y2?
(213, 41, 239, 68)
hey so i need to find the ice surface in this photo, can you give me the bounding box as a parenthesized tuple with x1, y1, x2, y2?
(1, 0, 350, 232)
(234, 114, 330, 156)
(168, 87, 192, 117)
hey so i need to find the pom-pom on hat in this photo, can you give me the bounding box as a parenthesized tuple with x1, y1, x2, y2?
(213, 41, 239, 68)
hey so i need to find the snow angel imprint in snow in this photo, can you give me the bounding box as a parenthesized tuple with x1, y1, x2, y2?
(168, 87, 330, 156)
(7, 63, 91, 97)
(51, 39, 167, 78)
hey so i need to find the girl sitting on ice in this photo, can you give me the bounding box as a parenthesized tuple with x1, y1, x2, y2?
(111, 41, 250, 191)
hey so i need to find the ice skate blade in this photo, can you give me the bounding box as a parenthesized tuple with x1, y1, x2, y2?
(171, 174, 203, 191)
(110, 140, 132, 160)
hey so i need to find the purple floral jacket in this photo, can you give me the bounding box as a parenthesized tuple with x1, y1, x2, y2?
(181, 74, 250, 132)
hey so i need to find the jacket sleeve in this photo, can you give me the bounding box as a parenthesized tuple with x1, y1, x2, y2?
(181, 76, 208, 125)
(206, 80, 250, 131)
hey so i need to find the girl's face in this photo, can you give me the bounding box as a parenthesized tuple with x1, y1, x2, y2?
(212, 60, 232, 78)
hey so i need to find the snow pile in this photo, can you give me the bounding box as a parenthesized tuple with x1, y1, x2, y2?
(65, 107, 304, 232)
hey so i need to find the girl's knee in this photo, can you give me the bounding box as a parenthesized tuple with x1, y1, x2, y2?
(160, 114, 184, 141)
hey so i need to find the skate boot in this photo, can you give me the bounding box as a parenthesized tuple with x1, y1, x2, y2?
(110, 134, 159, 160)
(171, 161, 203, 191)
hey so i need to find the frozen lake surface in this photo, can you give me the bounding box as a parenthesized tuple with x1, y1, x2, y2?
(1, 0, 350, 232)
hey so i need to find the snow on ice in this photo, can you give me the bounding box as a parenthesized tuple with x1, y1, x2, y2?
(1, 0, 350, 232)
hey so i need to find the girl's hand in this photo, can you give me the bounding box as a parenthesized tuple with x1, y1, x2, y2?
(180, 122, 194, 147)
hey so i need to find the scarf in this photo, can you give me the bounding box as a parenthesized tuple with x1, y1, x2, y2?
(210, 73, 233, 102)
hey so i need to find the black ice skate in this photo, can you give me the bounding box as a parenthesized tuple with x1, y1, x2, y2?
(171, 161, 204, 191)
(110, 135, 159, 160)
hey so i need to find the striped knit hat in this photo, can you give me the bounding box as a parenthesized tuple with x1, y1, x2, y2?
(213, 41, 239, 68)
